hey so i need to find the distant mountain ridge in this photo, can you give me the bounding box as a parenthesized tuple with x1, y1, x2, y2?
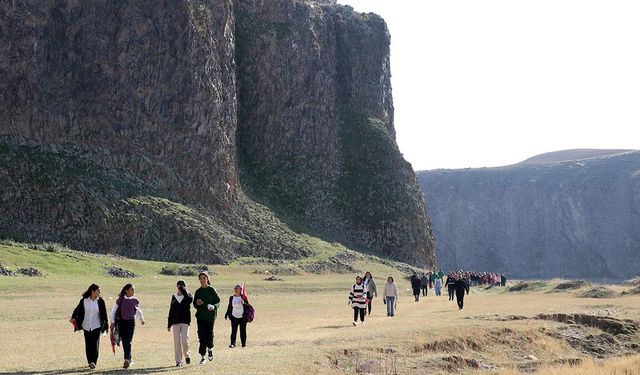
(417, 149, 640, 280)
(518, 149, 636, 166)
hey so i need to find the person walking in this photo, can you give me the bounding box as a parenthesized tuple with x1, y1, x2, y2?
(446, 274, 456, 301)
(348, 276, 367, 325)
(454, 276, 470, 310)
(168, 280, 193, 367)
(224, 285, 248, 348)
(193, 271, 220, 365)
(363, 271, 377, 316)
(110, 284, 145, 369)
(434, 276, 443, 296)
(382, 276, 398, 317)
(421, 273, 429, 297)
(70, 284, 109, 369)
(410, 273, 422, 302)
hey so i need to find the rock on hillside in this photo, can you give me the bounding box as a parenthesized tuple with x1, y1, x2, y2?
(0, 0, 436, 267)
(417, 150, 640, 279)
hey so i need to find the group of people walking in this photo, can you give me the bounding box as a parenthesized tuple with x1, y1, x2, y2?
(349, 272, 399, 325)
(70, 271, 252, 370)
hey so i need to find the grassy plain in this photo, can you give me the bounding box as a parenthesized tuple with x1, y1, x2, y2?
(1, 244, 639, 374)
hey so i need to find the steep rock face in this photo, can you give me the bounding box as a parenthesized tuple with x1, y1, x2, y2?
(235, 0, 435, 266)
(418, 151, 640, 279)
(1, 0, 238, 208)
(0, 0, 436, 267)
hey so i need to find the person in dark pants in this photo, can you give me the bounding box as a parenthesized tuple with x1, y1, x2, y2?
(454, 276, 470, 310)
(224, 285, 248, 348)
(349, 276, 367, 325)
(446, 275, 456, 301)
(363, 271, 377, 315)
(70, 284, 109, 369)
(110, 284, 145, 369)
(501, 274, 507, 287)
(421, 274, 429, 297)
(410, 273, 422, 302)
(193, 271, 221, 365)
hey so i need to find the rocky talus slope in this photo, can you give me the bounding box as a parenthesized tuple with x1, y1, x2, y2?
(418, 150, 640, 279)
(0, 0, 435, 266)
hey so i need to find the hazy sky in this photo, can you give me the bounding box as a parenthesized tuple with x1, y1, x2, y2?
(338, 0, 640, 170)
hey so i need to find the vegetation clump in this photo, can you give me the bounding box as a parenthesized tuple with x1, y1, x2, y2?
(105, 266, 137, 278)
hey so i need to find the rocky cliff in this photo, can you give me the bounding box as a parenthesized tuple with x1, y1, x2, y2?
(0, 0, 436, 267)
(417, 150, 640, 280)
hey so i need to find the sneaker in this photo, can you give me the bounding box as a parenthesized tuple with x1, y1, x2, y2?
(352, 322, 357, 326)
(176, 362, 182, 367)
(185, 357, 191, 365)
(207, 350, 214, 362)
(241, 345, 246, 348)
(199, 357, 206, 365)
(88, 363, 96, 370)
(229, 344, 235, 348)
(123, 360, 130, 369)
(361, 321, 366, 326)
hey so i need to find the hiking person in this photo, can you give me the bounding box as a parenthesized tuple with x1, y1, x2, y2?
(70, 284, 109, 369)
(348, 275, 367, 325)
(167, 280, 193, 367)
(434, 276, 443, 296)
(224, 285, 248, 348)
(501, 274, 507, 287)
(110, 283, 145, 369)
(454, 276, 470, 310)
(446, 274, 456, 301)
(193, 271, 220, 365)
(363, 271, 377, 315)
(382, 276, 398, 317)
(421, 273, 429, 297)
(410, 273, 422, 302)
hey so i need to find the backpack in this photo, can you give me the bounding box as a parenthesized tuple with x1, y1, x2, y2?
(244, 302, 255, 323)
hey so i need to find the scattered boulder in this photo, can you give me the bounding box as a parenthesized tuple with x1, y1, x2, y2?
(16, 267, 43, 277)
(554, 280, 590, 290)
(105, 266, 137, 278)
(160, 265, 210, 276)
(579, 287, 618, 299)
(0, 264, 14, 276)
(264, 275, 283, 281)
(269, 266, 301, 276)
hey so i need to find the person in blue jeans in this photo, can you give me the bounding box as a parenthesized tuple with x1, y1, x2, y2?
(382, 276, 398, 317)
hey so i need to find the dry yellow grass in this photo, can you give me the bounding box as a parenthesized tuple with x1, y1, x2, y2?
(1, 249, 639, 374)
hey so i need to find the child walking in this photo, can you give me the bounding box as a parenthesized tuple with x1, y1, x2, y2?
(348, 276, 367, 326)
(168, 280, 193, 367)
(193, 271, 220, 365)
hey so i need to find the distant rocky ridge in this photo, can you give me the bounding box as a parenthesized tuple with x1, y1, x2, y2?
(418, 150, 640, 279)
(0, 0, 435, 267)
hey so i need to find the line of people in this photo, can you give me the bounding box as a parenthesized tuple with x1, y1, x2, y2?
(69, 271, 253, 370)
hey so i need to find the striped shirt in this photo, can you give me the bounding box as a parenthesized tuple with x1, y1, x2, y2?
(349, 283, 368, 309)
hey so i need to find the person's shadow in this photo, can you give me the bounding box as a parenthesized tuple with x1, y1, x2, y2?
(1, 365, 175, 375)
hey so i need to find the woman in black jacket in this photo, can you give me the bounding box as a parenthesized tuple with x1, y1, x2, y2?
(167, 280, 193, 367)
(224, 285, 248, 348)
(70, 284, 109, 369)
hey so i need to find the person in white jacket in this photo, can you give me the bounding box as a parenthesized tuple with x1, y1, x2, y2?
(383, 276, 398, 317)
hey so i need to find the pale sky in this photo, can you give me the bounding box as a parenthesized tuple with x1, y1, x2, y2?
(338, 0, 640, 170)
